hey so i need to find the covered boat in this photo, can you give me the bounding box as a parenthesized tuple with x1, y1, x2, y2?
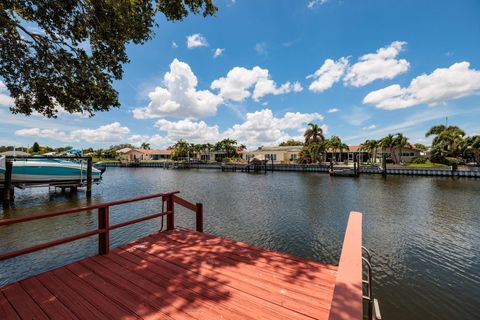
(329, 168, 359, 177)
(0, 156, 102, 185)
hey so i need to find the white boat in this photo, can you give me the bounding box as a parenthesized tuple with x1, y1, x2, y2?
(0, 156, 102, 185)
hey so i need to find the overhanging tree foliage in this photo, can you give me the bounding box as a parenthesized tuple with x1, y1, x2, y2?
(0, 0, 217, 117)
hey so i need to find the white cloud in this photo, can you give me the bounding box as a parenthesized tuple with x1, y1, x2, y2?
(307, 0, 328, 9)
(211, 66, 267, 101)
(211, 66, 300, 102)
(70, 122, 130, 142)
(224, 109, 324, 148)
(128, 134, 170, 147)
(15, 128, 70, 141)
(363, 61, 480, 110)
(135, 109, 325, 149)
(213, 48, 224, 58)
(133, 59, 223, 119)
(292, 81, 303, 92)
(171, 41, 178, 49)
(308, 57, 349, 93)
(186, 34, 208, 49)
(252, 80, 294, 101)
(51, 105, 89, 118)
(155, 118, 221, 143)
(0, 81, 14, 107)
(327, 108, 339, 113)
(254, 42, 267, 56)
(15, 122, 130, 143)
(362, 124, 377, 130)
(344, 41, 410, 87)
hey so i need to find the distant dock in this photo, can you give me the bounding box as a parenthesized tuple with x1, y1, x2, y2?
(103, 161, 480, 178)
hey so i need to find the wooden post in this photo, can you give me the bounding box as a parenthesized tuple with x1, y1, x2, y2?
(355, 154, 359, 176)
(98, 206, 110, 255)
(382, 154, 387, 177)
(196, 203, 203, 232)
(2, 161, 13, 209)
(353, 154, 356, 176)
(166, 194, 174, 230)
(86, 157, 92, 198)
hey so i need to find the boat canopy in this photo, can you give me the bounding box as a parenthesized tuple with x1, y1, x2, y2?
(65, 149, 82, 154)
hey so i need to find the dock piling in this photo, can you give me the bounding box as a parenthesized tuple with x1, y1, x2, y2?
(98, 206, 110, 255)
(2, 160, 13, 209)
(196, 203, 203, 232)
(86, 157, 92, 198)
(382, 154, 387, 177)
(166, 194, 174, 230)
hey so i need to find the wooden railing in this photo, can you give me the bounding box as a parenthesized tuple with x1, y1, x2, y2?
(0, 191, 203, 261)
(328, 211, 363, 320)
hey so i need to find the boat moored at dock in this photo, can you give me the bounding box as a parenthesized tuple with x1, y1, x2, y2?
(0, 156, 102, 186)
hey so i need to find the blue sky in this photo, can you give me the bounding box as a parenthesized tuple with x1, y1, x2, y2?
(1, 0, 480, 149)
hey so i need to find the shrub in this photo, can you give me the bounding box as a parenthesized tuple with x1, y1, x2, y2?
(444, 157, 463, 165)
(411, 156, 427, 164)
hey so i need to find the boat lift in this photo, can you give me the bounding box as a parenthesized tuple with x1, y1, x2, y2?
(1, 155, 98, 209)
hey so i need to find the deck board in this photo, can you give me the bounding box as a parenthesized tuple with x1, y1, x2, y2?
(0, 229, 338, 320)
(131, 234, 333, 315)
(20, 277, 79, 320)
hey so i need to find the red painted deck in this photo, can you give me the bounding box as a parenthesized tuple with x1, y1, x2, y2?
(0, 229, 340, 320)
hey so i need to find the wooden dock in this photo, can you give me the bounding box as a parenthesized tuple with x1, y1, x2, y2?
(0, 192, 368, 320)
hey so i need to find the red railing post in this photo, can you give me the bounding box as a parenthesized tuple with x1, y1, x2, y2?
(98, 206, 110, 255)
(195, 203, 203, 232)
(166, 193, 174, 230)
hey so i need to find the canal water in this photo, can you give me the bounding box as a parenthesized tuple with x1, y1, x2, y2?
(1, 167, 479, 320)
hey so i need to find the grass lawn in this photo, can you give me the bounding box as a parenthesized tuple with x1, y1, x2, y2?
(403, 162, 447, 167)
(92, 158, 119, 163)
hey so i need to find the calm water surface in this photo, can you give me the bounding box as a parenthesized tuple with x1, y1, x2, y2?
(1, 168, 479, 319)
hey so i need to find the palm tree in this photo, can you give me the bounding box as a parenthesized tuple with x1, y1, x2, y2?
(359, 139, 379, 164)
(464, 135, 480, 165)
(379, 134, 395, 163)
(426, 125, 465, 157)
(169, 139, 190, 160)
(308, 141, 327, 163)
(413, 143, 427, 151)
(327, 136, 348, 163)
(304, 123, 324, 145)
(298, 148, 312, 164)
(393, 133, 411, 164)
(204, 143, 214, 162)
(140, 142, 151, 150)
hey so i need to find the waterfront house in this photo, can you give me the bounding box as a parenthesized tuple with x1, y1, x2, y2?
(326, 146, 367, 163)
(326, 145, 421, 164)
(116, 148, 173, 161)
(240, 145, 422, 164)
(376, 147, 421, 163)
(240, 146, 303, 164)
